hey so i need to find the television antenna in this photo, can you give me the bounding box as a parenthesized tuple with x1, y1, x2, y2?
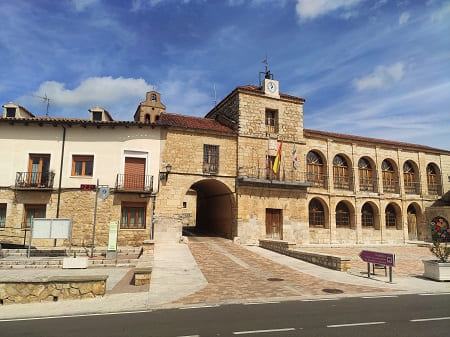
(34, 94, 51, 117)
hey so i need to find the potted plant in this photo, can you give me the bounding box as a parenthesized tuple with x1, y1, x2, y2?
(423, 216, 450, 281)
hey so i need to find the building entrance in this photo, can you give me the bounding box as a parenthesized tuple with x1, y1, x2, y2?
(266, 208, 282, 239)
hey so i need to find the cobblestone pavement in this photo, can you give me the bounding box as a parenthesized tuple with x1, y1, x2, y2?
(175, 237, 388, 305)
(300, 246, 433, 275)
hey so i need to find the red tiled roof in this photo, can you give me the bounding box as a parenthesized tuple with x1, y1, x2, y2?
(157, 113, 234, 133)
(304, 128, 450, 154)
(237, 84, 306, 102)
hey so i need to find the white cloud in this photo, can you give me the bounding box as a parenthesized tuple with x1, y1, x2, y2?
(29, 77, 153, 108)
(398, 11, 410, 25)
(353, 62, 405, 91)
(72, 0, 101, 12)
(296, 0, 364, 21)
(431, 1, 450, 21)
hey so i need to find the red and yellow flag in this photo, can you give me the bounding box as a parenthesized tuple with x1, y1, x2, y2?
(272, 140, 283, 174)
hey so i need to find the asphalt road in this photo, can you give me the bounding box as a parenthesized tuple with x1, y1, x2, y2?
(1, 293, 450, 337)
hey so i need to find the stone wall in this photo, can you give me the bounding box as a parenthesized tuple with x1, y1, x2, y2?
(0, 188, 152, 247)
(0, 275, 107, 304)
(259, 239, 351, 271)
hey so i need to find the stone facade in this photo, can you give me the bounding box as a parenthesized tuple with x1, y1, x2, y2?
(0, 275, 107, 304)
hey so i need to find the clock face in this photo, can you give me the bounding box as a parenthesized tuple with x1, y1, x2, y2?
(267, 81, 277, 93)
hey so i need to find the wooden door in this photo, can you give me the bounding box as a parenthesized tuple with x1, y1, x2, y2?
(28, 155, 50, 186)
(124, 157, 145, 190)
(266, 156, 280, 180)
(266, 208, 282, 239)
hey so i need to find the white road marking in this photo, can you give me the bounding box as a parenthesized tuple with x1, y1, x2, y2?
(301, 298, 339, 302)
(179, 304, 220, 310)
(0, 310, 152, 322)
(418, 292, 450, 296)
(410, 317, 450, 322)
(244, 301, 280, 305)
(177, 335, 200, 337)
(233, 327, 296, 334)
(327, 321, 386, 328)
(361, 295, 398, 299)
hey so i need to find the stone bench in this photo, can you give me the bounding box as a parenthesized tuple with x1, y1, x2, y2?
(133, 255, 153, 286)
(0, 275, 108, 305)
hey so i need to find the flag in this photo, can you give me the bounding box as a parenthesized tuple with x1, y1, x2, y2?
(292, 144, 298, 170)
(272, 140, 283, 174)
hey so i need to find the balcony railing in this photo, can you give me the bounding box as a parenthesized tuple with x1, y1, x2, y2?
(382, 180, 400, 194)
(333, 175, 353, 190)
(427, 183, 442, 195)
(404, 181, 421, 194)
(359, 178, 378, 192)
(238, 167, 327, 188)
(115, 174, 153, 192)
(15, 171, 55, 189)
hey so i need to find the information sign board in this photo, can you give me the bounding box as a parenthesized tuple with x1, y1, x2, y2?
(359, 250, 395, 267)
(107, 221, 119, 251)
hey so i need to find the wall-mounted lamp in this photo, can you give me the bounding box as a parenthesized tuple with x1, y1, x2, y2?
(159, 163, 172, 181)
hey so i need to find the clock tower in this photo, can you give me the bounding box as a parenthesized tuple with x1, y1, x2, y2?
(260, 60, 280, 98)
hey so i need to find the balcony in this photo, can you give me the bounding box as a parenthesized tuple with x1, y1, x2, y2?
(115, 174, 153, 193)
(359, 178, 378, 193)
(382, 180, 400, 194)
(427, 183, 442, 196)
(238, 167, 313, 189)
(333, 175, 353, 190)
(15, 171, 55, 190)
(404, 181, 421, 195)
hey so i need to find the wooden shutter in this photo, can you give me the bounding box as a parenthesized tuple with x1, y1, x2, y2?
(124, 157, 145, 190)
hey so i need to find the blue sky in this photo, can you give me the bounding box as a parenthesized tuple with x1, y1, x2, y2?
(1, 0, 449, 149)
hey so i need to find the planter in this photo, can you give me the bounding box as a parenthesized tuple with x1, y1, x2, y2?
(63, 257, 89, 269)
(423, 260, 450, 281)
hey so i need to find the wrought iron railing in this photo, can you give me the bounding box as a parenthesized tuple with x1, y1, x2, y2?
(404, 181, 421, 194)
(427, 183, 442, 195)
(382, 180, 400, 194)
(359, 178, 378, 192)
(333, 175, 353, 190)
(115, 174, 153, 192)
(15, 171, 55, 189)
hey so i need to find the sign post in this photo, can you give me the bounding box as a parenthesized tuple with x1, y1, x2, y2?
(107, 220, 119, 259)
(359, 250, 396, 283)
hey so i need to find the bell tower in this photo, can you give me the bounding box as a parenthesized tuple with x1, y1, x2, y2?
(134, 90, 166, 123)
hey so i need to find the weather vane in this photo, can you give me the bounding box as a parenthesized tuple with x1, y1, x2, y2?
(259, 54, 273, 86)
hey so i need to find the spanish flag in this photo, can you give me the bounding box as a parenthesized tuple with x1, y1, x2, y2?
(272, 140, 283, 174)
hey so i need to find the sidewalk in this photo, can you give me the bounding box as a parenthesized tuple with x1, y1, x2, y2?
(1, 241, 449, 320)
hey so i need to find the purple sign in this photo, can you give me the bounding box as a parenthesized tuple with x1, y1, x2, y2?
(359, 250, 396, 267)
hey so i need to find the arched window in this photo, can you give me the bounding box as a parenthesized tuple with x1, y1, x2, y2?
(385, 204, 397, 227)
(426, 163, 440, 195)
(333, 155, 350, 190)
(307, 151, 325, 188)
(144, 114, 151, 124)
(336, 202, 350, 227)
(403, 161, 418, 194)
(358, 158, 375, 192)
(361, 203, 374, 227)
(382, 160, 397, 193)
(309, 199, 325, 227)
(151, 93, 157, 102)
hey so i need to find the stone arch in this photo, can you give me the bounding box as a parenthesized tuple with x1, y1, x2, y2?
(407, 202, 424, 240)
(426, 162, 441, 195)
(385, 202, 402, 230)
(402, 160, 420, 194)
(306, 150, 327, 188)
(333, 153, 353, 190)
(335, 200, 355, 228)
(381, 158, 399, 193)
(358, 156, 377, 192)
(360, 201, 380, 229)
(186, 178, 235, 239)
(308, 197, 329, 228)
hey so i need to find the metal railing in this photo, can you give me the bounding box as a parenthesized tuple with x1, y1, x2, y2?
(333, 175, 353, 190)
(115, 174, 153, 192)
(15, 171, 55, 189)
(427, 183, 442, 195)
(239, 167, 328, 188)
(382, 180, 400, 194)
(404, 181, 421, 194)
(359, 178, 378, 192)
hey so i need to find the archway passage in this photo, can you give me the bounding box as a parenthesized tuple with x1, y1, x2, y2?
(186, 179, 234, 239)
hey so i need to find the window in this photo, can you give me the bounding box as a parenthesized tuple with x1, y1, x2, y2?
(336, 202, 350, 227)
(0, 204, 6, 228)
(265, 109, 278, 133)
(151, 93, 157, 102)
(92, 111, 102, 121)
(385, 204, 397, 227)
(23, 204, 46, 229)
(28, 154, 51, 187)
(203, 144, 219, 174)
(309, 199, 325, 227)
(72, 155, 94, 176)
(427, 163, 440, 195)
(403, 161, 418, 194)
(333, 155, 350, 189)
(121, 203, 146, 229)
(6, 107, 16, 118)
(382, 160, 396, 193)
(145, 114, 151, 124)
(361, 203, 374, 227)
(358, 158, 375, 192)
(307, 151, 325, 188)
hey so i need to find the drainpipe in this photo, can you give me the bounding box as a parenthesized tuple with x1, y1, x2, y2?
(55, 125, 66, 247)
